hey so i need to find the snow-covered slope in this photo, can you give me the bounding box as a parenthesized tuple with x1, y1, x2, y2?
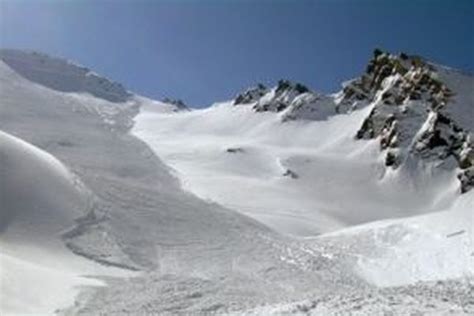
(0, 50, 355, 315)
(0, 130, 125, 315)
(0, 49, 132, 103)
(243, 191, 473, 315)
(309, 190, 473, 286)
(1, 48, 472, 315)
(343, 51, 474, 193)
(133, 96, 459, 236)
(133, 49, 473, 237)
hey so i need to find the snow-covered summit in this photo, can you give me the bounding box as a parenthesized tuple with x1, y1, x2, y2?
(233, 80, 311, 111)
(233, 83, 269, 105)
(344, 49, 474, 193)
(0, 49, 132, 102)
(233, 80, 337, 121)
(230, 49, 473, 193)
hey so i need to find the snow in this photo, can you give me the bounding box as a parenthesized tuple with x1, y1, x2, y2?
(132, 98, 461, 236)
(434, 64, 474, 132)
(354, 191, 473, 286)
(0, 49, 131, 103)
(1, 55, 335, 314)
(0, 252, 102, 316)
(0, 131, 128, 315)
(1, 49, 473, 315)
(241, 278, 474, 315)
(0, 130, 86, 237)
(134, 95, 190, 114)
(305, 190, 473, 287)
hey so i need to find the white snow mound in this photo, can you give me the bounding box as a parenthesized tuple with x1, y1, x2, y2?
(0, 130, 88, 238)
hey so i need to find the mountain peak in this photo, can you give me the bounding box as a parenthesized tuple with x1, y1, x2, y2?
(229, 49, 473, 193)
(275, 79, 310, 95)
(233, 79, 313, 112)
(344, 48, 473, 193)
(233, 83, 269, 105)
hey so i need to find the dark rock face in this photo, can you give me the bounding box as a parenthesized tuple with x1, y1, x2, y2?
(162, 98, 190, 112)
(348, 49, 473, 193)
(385, 150, 399, 167)
(275, 80, 309, 95)
(226, 147, 245, 154)
(233, 80, 337, 122)
(252, 80, 312, 113)
(458, 167, 474, 193)
(233, 80, 314, 114)
(282, 169, 299, 179)
(338, 50, 453, 112)
(413, 113, 466, 159)
(231, 49, 473, 192)
(233, 84, 268, 105)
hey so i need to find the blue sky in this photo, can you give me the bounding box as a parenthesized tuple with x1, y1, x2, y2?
(1, 0, 473, 107)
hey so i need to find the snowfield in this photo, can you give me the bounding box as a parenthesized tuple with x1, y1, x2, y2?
(132, 99, 460, 236)
(0, 49, 473, 315)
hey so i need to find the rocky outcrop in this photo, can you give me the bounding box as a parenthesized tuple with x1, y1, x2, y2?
(282, 169, 299, 179)
(233, 80, 310, 112)
(226, 147, 245, 153)
(232, 49, 473, 192)
(234, 80, 336, 121)
(233, 84, 268, 105)
(252, 80, 311, 113)
(348, 49, 473, 193)
(162, 98, 190, 112)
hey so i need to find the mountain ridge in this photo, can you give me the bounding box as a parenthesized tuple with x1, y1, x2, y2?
(230, 49, 474, 193)
(1, 48, 472, 193)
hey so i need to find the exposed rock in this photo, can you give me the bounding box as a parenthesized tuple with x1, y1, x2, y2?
(282, 169, 298, 179)
(233, 80, 338, 122)
(231, 49, 472, 192)
(459, 137, 474, 169)
(385, 150, 400, 167)
(162, 98, 190, 111)
(252, 80, 312, 113)
(233, 84, 268, 105)
(226, 147, 245, 154)
(458, 167, 474, 193)
(349, 49, 473, 193)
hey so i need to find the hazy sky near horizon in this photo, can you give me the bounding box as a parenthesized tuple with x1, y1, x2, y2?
(1, 0, 473, 107)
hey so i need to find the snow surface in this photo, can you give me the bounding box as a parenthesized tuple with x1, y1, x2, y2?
(434, 64, 474, 132)
(1, 55, 350, 314)
(0, 49, 131, 103)
(0, 131, 128, 315)
(133, 99, 460, 236)
(305, 190, 473, 287)
(1, 49, 473, 315)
